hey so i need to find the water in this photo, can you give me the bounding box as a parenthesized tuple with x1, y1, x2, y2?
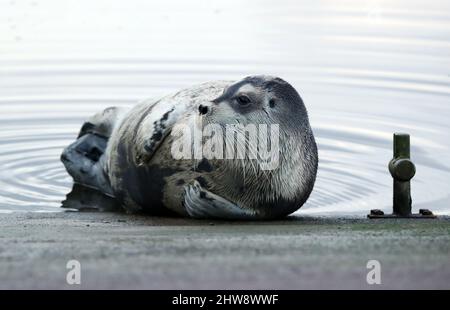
(1, 0, 449, 215)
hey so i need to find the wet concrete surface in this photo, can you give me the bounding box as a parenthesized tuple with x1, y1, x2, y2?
(0, 212, 449, 289)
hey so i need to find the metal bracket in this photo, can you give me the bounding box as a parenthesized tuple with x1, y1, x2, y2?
(368, 208, 436, 219)
(368, 133, 436, 219)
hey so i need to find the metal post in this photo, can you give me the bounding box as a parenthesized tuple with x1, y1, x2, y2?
(368, 133, 435, 219)
(390, 134, 414, 216)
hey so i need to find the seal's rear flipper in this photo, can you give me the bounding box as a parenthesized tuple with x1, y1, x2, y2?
(61, 133, 113, 195)
(183, 181, 257, 220)
(61, 106, 126, 196)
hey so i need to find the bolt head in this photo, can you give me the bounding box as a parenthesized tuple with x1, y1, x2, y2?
(419, 209, 433, 216)
(389, 158, 416, 181)
(370, 209, 384, 216)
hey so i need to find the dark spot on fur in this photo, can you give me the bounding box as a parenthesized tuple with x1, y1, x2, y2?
(196, 158, 213, 172)
(144, 107, 175, 156)
(176, 179, 185, 185)
(161, 109, 173, 121)
(152, 130, 163, 142)
(132, 103, 159, 140)
(269, 99, 276, 108)
(198, 104, 208, 115)
(195, 176, 208, 188)
(199, 191, 207, 199)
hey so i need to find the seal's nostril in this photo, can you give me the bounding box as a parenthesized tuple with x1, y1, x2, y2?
(198, 104, 209, 115)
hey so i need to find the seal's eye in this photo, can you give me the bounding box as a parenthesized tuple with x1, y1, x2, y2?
(236, 95, 251, 106)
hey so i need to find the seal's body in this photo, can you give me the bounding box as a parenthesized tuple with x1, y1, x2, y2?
(61, 76, 318, 219)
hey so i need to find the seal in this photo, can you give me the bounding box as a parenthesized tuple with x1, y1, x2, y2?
(61, 75, 318, 219)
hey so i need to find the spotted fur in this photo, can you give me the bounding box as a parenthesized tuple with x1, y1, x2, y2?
(61, 76, 318, 219)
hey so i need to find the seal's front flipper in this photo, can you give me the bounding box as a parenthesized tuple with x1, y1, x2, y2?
(61, 133, 113, 196)
(183, 181, 257, 220)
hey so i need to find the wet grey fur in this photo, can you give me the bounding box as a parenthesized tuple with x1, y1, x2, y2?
(61, 76, 318, 219)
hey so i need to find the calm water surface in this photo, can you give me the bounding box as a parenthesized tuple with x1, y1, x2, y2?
(1, 0, 449, 215)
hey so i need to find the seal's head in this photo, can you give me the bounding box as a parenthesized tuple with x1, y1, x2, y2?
(194, 76, 318, 217)
(199, 75, 310, 137)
